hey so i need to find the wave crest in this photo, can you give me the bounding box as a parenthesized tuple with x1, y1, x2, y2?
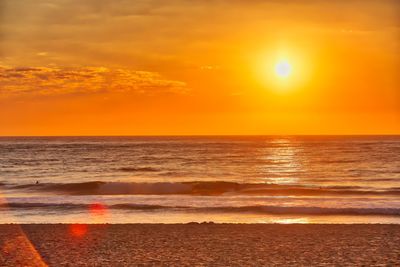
(9, 181, 400, 196)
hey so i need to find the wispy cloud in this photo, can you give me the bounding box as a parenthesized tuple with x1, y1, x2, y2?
(0, 66, 187, 97)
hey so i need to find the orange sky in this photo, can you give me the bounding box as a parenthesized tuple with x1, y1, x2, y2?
(0, 0, 399, 135)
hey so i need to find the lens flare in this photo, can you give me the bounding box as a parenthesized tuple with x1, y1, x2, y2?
(70, 224, 88, 238)
(89, 203, 107, 215)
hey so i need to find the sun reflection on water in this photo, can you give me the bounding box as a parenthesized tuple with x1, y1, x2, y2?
(261, 138, 304, 184)
(271, 218, 309, 224)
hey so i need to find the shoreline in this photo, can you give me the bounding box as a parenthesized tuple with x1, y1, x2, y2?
(1, 224, 399, 266)
(1, 222, 400, 225)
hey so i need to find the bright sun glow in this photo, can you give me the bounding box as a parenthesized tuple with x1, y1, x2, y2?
(275, 60, 292, 78)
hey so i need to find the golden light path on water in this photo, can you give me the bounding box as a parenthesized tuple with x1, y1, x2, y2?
(261, 138, 302, 185)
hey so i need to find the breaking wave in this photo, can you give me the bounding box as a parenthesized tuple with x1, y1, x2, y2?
(8, 181, 400, 196)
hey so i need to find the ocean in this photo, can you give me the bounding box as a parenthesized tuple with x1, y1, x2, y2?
(0, 136, 399, 224)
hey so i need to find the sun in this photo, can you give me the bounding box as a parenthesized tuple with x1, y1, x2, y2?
(275, 60, 292, 78)
(253, 48, 311, 91)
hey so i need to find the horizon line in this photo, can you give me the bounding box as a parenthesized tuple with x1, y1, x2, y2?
(0, 134, 399, 138)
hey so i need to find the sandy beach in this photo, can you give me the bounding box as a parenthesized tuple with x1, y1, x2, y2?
(0, 224, 399, 266)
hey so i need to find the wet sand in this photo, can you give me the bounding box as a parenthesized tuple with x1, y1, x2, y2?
(0, 224, 399, 266)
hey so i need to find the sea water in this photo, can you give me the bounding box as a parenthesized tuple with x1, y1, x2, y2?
(0, 136, 399, 223)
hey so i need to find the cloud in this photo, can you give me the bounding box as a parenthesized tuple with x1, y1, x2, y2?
(0, 66, 187, 97)
(36, 52, 48, 56)
(1, 0, 398, 69)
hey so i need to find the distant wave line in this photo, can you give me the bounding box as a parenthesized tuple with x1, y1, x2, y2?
(1, 202, 400, 216)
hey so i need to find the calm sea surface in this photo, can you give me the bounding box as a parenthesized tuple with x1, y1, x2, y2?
(0, 136, 399, 223)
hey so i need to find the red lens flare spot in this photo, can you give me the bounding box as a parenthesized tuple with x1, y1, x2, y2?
(89, 203, 107, 215)
(70, 224, 88, 238)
